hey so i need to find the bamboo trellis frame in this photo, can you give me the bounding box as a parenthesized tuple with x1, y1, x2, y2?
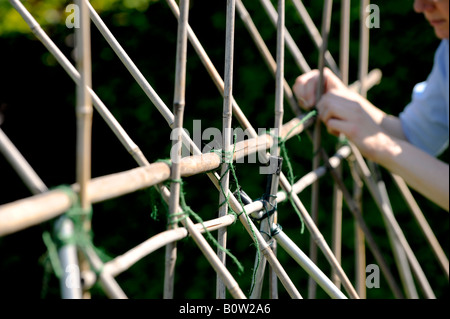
(0, 0, 448, 300)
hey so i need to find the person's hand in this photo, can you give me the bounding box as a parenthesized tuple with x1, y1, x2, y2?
(293, 67, 346, 109)
(293, 68, 388, 161)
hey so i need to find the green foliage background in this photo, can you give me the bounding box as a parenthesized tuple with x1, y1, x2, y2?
(0, 0, 448, 299)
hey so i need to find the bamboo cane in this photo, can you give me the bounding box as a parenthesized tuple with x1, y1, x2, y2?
(370, 163, 419, 299)
(0, 128, 48, 195)
(330, 0, 350, 290)
(164, 0, 190, 299)
(54, 216, 83, 299)
(290, 0, 340, 76)
(391, 173, 449, 279)
(272, 224, 347, 299)
(216, 0, 237, 300)
(83, 246, 128, 299)
(308, 0, 333, 299)
(264, 0, 286, 299)
(75, 0, 93, 299)
(319, 148, 404, 299)
(349, 144, 436, 298)
(353, 0, 370, 298)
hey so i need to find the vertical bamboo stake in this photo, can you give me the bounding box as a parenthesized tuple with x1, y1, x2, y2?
(75, 0, 92, 213)
(354, 1, 370, 297)
(290, 0, 340, 76)
(164, 0, 190, 299)
(75, 0, 93, 299)
(266, 0, 286, 299)
(308, 0, 333, 299)
(216, 0, 236, 300)
(330, 0, 350, 290)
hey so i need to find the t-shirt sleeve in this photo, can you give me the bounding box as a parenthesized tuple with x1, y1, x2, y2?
(399, 40, 449, 157)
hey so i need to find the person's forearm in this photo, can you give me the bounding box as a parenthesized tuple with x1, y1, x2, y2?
(374, 134, 449, 211)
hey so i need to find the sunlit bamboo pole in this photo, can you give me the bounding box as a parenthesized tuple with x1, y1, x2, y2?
(290, 0, 340, 76)
(391, 173, 449, 279)
(349, 145, 436, 298)
(163, 0, 190, 299)
(330, 0, 350, 290)
(272, 224, 347, 299)
(308, 0, 333, 299)
(319, 149, 404, 299)
(266, 0, 286, 299)
(0, 128, 48, 195)
(353, 0, 370, 298)
(74, 0, 93, 299)
(216, 0, 237, 299)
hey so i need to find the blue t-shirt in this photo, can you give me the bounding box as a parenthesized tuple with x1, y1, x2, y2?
(399, 39, 449, 157)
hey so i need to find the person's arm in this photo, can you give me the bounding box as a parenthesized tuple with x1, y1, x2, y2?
(293, 68, 449, 211)
(372, 132, 449, 211)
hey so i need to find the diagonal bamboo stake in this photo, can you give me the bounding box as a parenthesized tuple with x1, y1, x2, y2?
(349, 144, 436, 298)
(320, 148, 404, 299)
(217, 0, 237, 299)
(271, 224, 347, 299)
(308, 0, 333, 299)
(164, 0, 190, 299)
(290, 0, 340, 76)
(0, 128, 48, 195)
(391, 173, 449, 279)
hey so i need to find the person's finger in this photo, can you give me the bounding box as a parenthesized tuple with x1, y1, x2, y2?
(325, 118, 351, 138)
(293, 70, 319, 108)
